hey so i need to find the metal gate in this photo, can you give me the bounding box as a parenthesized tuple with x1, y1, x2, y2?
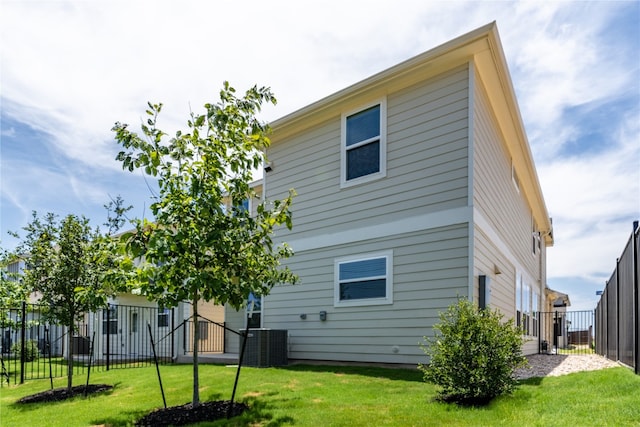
(538, 310, 595, 355)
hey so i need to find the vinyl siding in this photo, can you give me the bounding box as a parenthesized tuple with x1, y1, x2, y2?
(472, 68, 544, 355)
(473, 225, 515, 316)
(235, 66, 473, 365)
(196, 301, 225, 324)
(472, 68, 540, 280)
(222, 27, 553, 363)
(266, 66, 470, 241)
(224, 305, 246, 354)
(259, 224, 469, 365)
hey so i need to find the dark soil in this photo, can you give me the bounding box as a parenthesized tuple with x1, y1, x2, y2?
(136, 401, 249, 427)
(16, 384, 114, 404)
(16, 384, 248, 425)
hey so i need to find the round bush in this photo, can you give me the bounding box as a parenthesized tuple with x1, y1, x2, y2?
(419, 298, 526, 405)
(11, 340, 40, 362)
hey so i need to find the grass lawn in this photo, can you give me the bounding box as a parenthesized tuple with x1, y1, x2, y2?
(1, 363, 638, 426)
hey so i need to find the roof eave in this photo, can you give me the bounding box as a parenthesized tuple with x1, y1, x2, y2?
(269, 22, 554, 245)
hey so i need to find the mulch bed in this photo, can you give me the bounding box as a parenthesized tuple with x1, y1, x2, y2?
(16, 384, 114, 404)
(135, 401, 249, 426)
(15, 384, 248, 425)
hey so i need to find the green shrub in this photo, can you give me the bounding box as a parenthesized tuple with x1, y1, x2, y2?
(11, 340, 40, 362)
(419, 298, 526, 405)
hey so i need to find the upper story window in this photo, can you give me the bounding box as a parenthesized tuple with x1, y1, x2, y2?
(334, 251, 393, 307)
(341, 99, 387, 187)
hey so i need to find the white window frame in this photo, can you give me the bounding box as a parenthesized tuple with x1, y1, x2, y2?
(531, 290, 539, 338)
(516, 271, 537, 337)
(340, 98, 387, 188)
(102, 305, 118, 335)
(245, 292, 263, 328)
(334, 250, 393, 307)
(158, 308, 170, 328)
(516, 272, 522, 329)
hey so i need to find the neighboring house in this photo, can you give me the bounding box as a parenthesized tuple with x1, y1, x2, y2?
(544, 289, 571, 351)
(225, 22, 555, 366)
(81, 293, 221, 361)
(1, 257, 64, 356)
(2, 257, 224, 362)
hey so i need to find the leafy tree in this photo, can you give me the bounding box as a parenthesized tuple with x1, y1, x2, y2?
(0, 248, 29, 308)
(12, 212, 132, 390)
(419, 298, 526, 405)
(112, 82, 298, 407)
(104, 195, 133, 235)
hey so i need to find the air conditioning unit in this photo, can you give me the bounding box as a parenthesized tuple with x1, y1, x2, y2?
(242, 329, 288, 367)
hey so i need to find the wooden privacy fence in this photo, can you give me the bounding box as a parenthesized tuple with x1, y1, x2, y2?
(595, 222, 639, 374)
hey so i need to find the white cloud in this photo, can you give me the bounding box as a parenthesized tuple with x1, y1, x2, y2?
(1, 1, 638, 308)
(501, 2, 636, 160)
(0, 126, 16, 138)
(540, 112, 640, 282)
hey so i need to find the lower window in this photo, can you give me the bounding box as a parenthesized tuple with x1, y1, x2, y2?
(246, 293, 262, 328)
(334, 251, 393, 307)
(158, 308, 170, 327)
(102, 305, 118, 335)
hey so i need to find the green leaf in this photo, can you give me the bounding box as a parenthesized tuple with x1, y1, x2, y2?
(111, 82, 297, 405)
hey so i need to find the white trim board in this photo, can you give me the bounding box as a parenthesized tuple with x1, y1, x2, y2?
(282, 206, 472, 253)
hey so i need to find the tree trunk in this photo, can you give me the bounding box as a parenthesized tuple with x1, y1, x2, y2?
(192, 298, 199, 407)
(67, 321, 74, 391)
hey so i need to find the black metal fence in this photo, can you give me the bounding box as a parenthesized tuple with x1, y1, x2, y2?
(1, 302, 228, 386)
(595, 222, 639, 374)
(183, 318, 226, 354)
(538, 310, 595, 355)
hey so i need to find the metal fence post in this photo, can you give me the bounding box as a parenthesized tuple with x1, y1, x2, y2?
(171, 308, 175, 362)
(19, 301, 26, 384)
(106, 304, 110, 371)
(634, 224, 639, 375)
(553, 310, 558, 352)
(223, 321, 227, 353)
(616, 257, 621, 363)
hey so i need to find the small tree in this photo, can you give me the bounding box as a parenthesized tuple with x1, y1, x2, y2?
(0, 248, 29, 308)
(419, 298, 527, 405)
(13, 212, 131, 390)
(0, 249, 29, 332)
(113, 82, 298, 407)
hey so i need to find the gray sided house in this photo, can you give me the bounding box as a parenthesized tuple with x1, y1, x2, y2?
(226, 22, 554, 366)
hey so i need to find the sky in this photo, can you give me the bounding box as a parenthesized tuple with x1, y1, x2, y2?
(1, 1, 638, 312)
